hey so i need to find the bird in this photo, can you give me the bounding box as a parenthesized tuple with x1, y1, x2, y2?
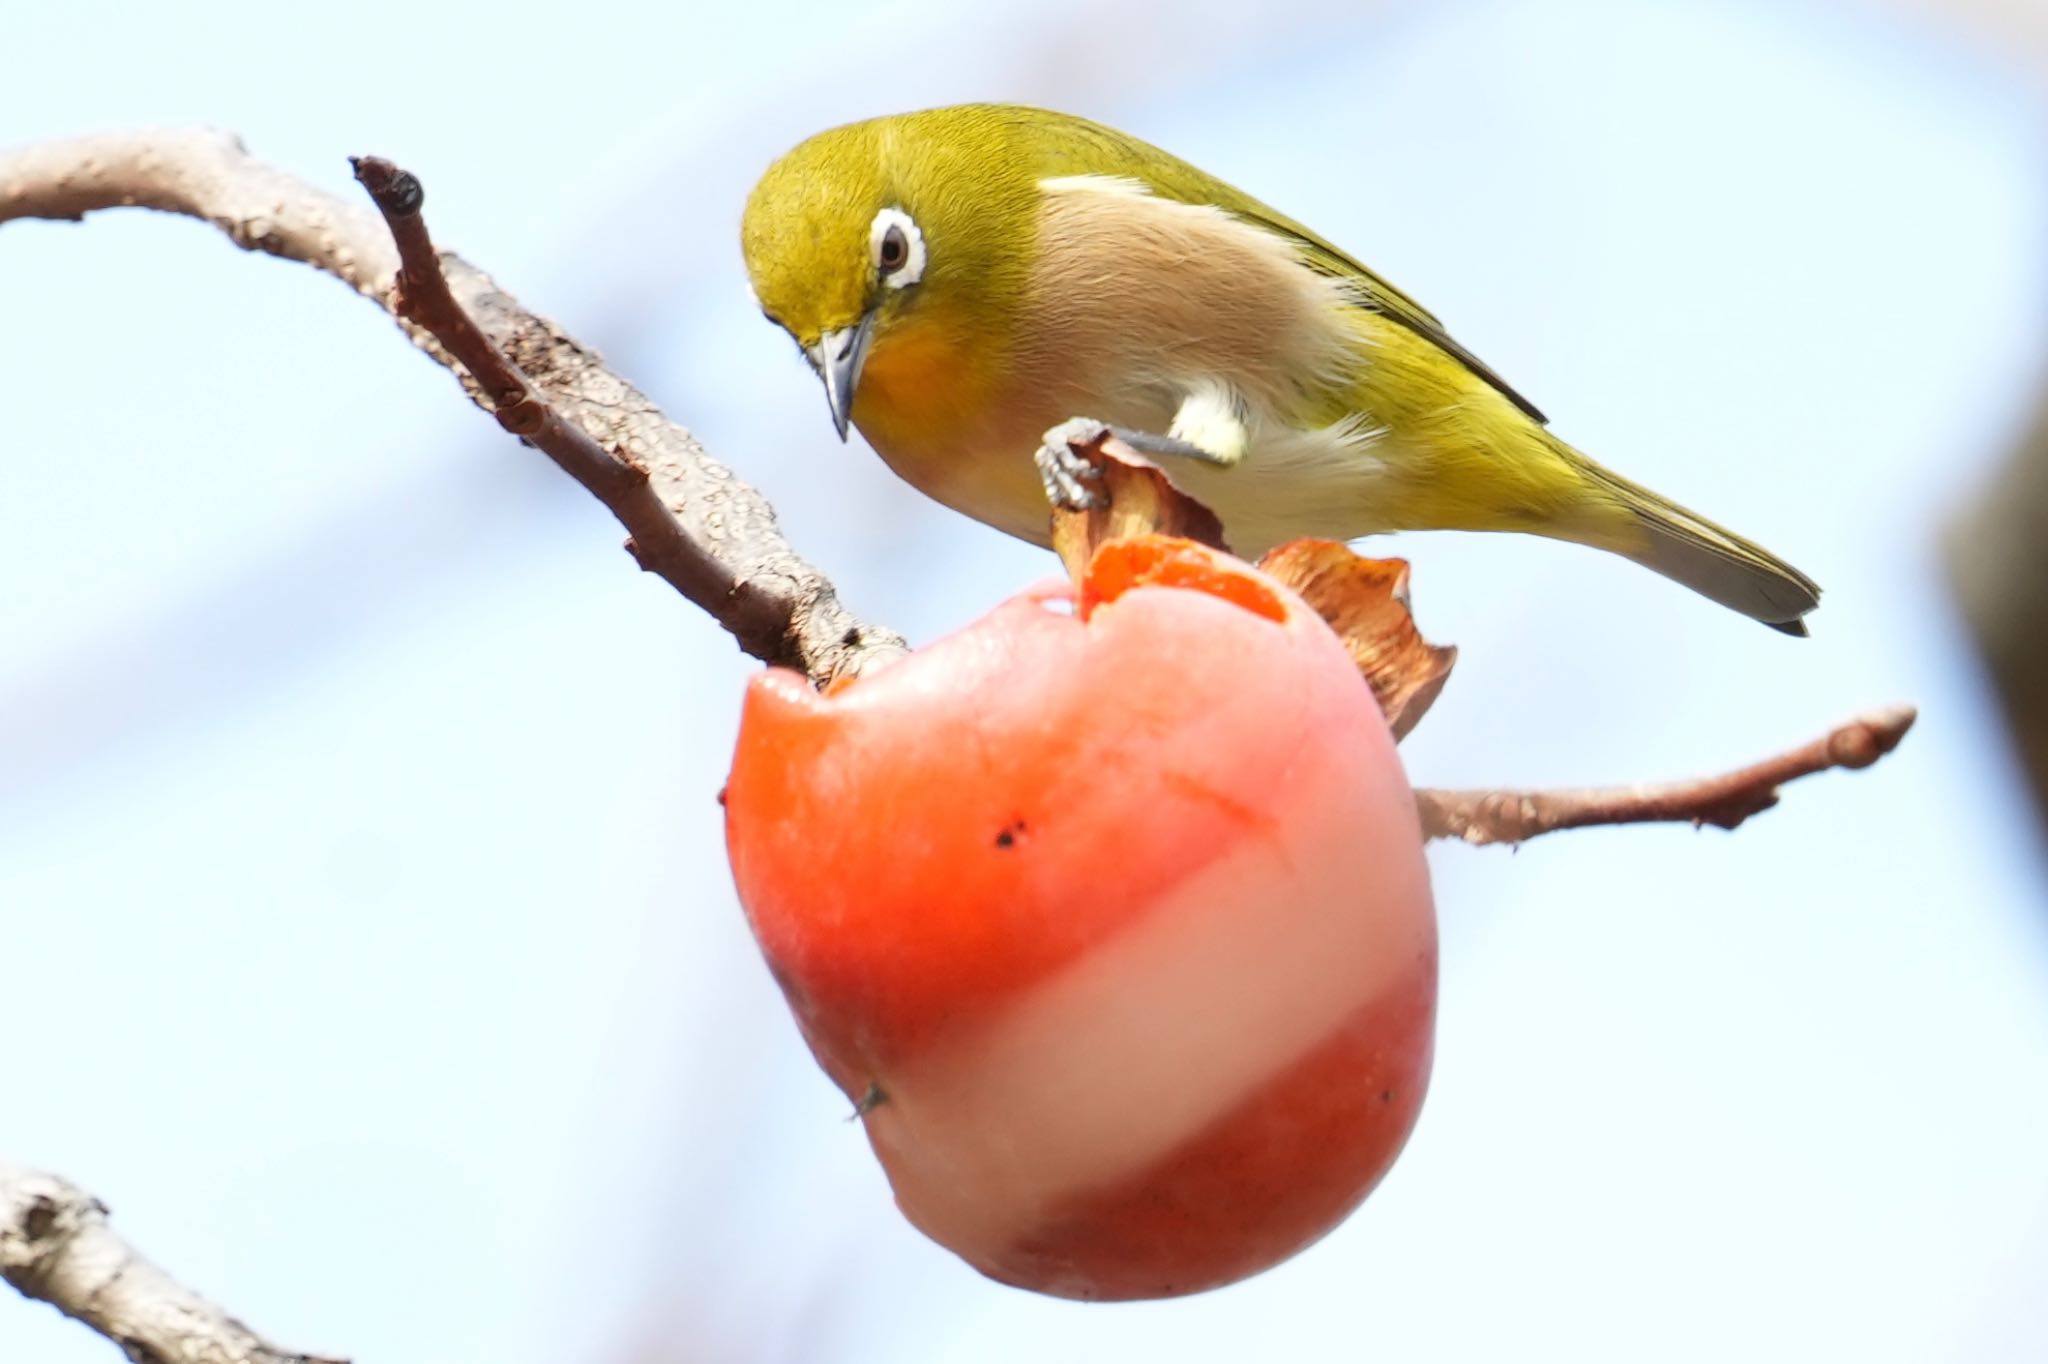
(739, 103, 1820, 634)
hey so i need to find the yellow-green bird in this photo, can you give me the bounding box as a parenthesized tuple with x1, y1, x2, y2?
(740, 104, 1820, 634)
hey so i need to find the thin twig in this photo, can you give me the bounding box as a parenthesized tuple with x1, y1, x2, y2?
(1416, 705, 1918, 846)
(0, 129, 904, 685)
(0, 1160, 344, 1364)
(347, 155, 788, 653)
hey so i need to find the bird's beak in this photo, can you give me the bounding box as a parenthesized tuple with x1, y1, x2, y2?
(810, 311, 878, 442)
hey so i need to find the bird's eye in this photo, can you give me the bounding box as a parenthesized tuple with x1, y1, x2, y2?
(879, 225, 908, 272)
(869, 206, 925, 288)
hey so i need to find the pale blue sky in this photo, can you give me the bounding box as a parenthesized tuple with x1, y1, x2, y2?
(4, 2, 2047, 1361)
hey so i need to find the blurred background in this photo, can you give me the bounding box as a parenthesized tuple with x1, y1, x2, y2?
(5, 0, 2047, 1359)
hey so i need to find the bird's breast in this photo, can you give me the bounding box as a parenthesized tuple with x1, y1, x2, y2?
(850, 306, 1065, 544)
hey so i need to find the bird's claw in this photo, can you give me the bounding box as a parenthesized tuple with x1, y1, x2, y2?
(1034, 417, 1110, 511)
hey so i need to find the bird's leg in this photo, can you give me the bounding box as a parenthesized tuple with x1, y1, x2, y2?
(1116, 428, 1236, 465)
(1034, 416, 1239, 511)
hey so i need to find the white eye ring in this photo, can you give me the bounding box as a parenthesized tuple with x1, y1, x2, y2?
(870, 206, 925, 289)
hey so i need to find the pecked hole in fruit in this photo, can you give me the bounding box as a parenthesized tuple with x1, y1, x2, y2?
(1082, 537, 1287, 624)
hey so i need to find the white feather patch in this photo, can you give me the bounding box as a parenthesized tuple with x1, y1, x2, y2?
(1167, 380, 1252, 466)
(870, 205, 926, 288)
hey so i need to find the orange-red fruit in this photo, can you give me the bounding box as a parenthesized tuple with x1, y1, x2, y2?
(724, 537, 1437, 1300)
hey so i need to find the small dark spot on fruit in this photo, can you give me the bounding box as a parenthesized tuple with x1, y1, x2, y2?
(995, 818, 1028, 849)
(1380, 1089, 1394, 1104)
(715, 784, 728, 807)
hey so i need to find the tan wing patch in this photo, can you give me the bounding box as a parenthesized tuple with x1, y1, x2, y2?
(1044, 171, 1550, 427)
(1025, 174, 1366, 424)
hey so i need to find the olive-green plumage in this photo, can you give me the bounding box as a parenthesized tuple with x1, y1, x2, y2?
(741, 104, 1820, 632)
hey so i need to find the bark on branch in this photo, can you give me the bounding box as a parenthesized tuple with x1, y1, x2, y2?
(0, 1161, 344, 1364)
(1416, 705, 1918, 846)
(0, 129, 904, 685)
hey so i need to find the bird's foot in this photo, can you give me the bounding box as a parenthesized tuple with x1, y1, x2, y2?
(1035, 418, 1233, 512)
(1035, 417, 1111, 510)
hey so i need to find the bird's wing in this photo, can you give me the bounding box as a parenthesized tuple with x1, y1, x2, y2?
(1235, 210, 1549, 426)
(1021, 107, 1549, 426)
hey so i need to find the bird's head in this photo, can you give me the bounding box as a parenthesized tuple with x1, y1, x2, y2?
(741, 110, 1035, 440)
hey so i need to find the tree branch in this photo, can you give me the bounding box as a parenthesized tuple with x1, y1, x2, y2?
(0, 1160, 344, 1364)
(0, 129, 905, 685)
(1416, 705, 1918, 846)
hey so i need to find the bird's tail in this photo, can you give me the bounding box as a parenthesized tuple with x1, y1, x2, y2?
(1557, 445, 1822, 635)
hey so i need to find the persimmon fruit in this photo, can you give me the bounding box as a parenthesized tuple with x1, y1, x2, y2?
(725, 537, 1437, 1300)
